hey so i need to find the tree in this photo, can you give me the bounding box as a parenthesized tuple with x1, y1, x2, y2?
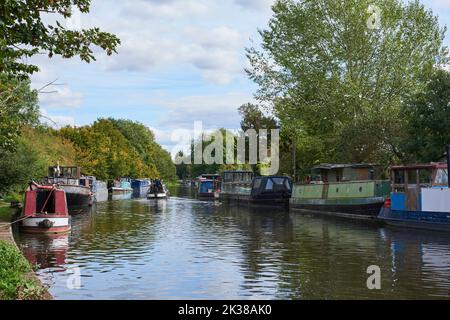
(0, 74, 39, 152)
(247, 0, 448, 165)
(0, 0, 120, 77)
(402, 68, 450, 162)
(238, 103, 278, 132)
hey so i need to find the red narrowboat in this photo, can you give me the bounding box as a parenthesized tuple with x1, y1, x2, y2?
(20, 182, 71, 234)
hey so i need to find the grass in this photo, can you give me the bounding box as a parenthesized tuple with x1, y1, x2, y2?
(0, 241, 47, 300)
(0, 203, 12, 223)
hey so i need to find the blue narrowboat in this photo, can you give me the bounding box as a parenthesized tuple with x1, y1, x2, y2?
(131, 179, 151, 198)
(379, 162, 450, 232)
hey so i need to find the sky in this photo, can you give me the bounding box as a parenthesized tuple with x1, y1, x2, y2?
(30, 0, 450, 155)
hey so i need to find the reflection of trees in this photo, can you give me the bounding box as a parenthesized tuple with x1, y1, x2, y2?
(68, 200, 158, 263)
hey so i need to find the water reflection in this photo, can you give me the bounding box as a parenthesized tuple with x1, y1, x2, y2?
(14, 186, 450, 300)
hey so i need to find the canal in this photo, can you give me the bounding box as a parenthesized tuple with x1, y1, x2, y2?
(14, 186, 450, 299)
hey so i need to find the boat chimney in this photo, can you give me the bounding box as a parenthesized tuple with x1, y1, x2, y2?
(447, 145, 450, 188)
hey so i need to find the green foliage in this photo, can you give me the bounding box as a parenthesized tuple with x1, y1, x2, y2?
(0, 0, 120, 77)
(247, 0, 448, 167)
(59, 118, 176, 181)
(177, 128, 253, 178)
(0, 240, 45, 300)
(238, 103, 278, 132)
(108, 119, 177, 181)
(402, 68, 450, 162)
(0, 126, 77, 196)
(0, 74, 39, 152)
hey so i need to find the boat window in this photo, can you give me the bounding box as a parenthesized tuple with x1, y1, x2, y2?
(284, 179, 291, 190)
(419, 169, 432, 184)
(407, 169, 417, 185)
(272, 178, 285, 185)
(394, 170, 405, 184)
(435, 169, 449, 185)
(265, 179, 274, 190)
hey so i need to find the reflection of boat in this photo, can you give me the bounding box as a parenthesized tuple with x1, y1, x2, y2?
(379, 160, 450, 232)
(21, 233, 69, 269)
(45, 165, 92, 209)
(290, 164, 390, 220)
(20, 183, 71, 234)
(147, 180, 169, 199)
(220, 171, 292, 207)
(131, 179, 151, 198)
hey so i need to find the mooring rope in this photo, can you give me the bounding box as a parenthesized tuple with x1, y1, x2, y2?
(0, 216, 31, 229)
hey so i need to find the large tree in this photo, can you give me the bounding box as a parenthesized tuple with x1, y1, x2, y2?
(0, 0, 120, 77)
(247, 0, 448, 165)
(402, 68, 450, 162)
(0, 74, 39, 152)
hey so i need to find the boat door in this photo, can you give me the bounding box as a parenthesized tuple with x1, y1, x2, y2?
(405, 169, 419, 211)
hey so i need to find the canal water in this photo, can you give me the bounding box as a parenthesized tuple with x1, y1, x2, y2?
(14, 186, 450, 299)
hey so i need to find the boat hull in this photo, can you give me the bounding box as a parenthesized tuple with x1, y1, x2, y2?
(220, 193, 290, 208)
(21, 217, 71, 234)
(58, 185, 92, 209)
(379, 208, 450, 232)
(290, 198, 385, 220)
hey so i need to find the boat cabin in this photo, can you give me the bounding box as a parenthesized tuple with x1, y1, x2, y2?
(198, 179, 220, 197)
(21, 183, 70, 234)
(221, 170, 254, 194)
(390, 163, 449, 212)
(251, 176, 292, 197)
(47, 166, 88, 187)
(311, 164, 378, 183)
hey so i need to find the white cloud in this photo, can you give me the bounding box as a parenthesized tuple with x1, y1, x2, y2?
(40, 109, 76, 128)
(234, 0, 274, 11)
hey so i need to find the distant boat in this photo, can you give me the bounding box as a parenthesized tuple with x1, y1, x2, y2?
(20, 182, 71, 234)
(79, 176, 108, 203)
(290, 164, 390, 220)
(45, 166, 92, 210)
(147, 180, 169, 199)
(196, 179, 221, 200)
(110, 178, 132, 194)
(220, 171, 292, 207)
(131, 179, 151, 198)
(379, 162, 450, 232)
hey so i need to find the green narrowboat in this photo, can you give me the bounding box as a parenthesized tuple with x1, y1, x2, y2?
(290, 164, 390, 220)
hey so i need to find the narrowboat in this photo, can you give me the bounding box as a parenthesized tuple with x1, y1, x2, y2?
(110, 178, 133, 200)
(79, 176, 108, 203)
(20, 182, 71, 234)
(196, 179, 221, 200)
(147, 180, 169, 199)
(220, 171, 292, 207)
(290, 164, 390, 220)
(131, 179, 151, 198)
(379, 161, 450, 232)
(46, 165, 92, 209)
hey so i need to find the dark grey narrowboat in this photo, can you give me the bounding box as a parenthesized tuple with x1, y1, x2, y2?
(220, 171, 292, 208)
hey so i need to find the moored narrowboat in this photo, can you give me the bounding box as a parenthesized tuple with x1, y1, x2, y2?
(131, 179, 151, 198)
(196, 179, 221, 200)
(20, 182, 71, 234)
(379, 161, 450, 232)
(46, 165, 92, 209)
(79, 176, 108, 203)
(110, 178, 133, 200)
(220, 171, 292, 207)
(290, 164, 390, 220)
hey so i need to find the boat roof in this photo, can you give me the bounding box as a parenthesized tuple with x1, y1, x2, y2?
(312, 163, 376, 170)
(390, 163, 448, 170)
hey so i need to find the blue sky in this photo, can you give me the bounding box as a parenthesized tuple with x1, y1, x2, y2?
(31, 0, 450, 154)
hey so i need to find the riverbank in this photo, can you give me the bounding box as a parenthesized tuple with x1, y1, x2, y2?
(0, 218, 52, 300)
